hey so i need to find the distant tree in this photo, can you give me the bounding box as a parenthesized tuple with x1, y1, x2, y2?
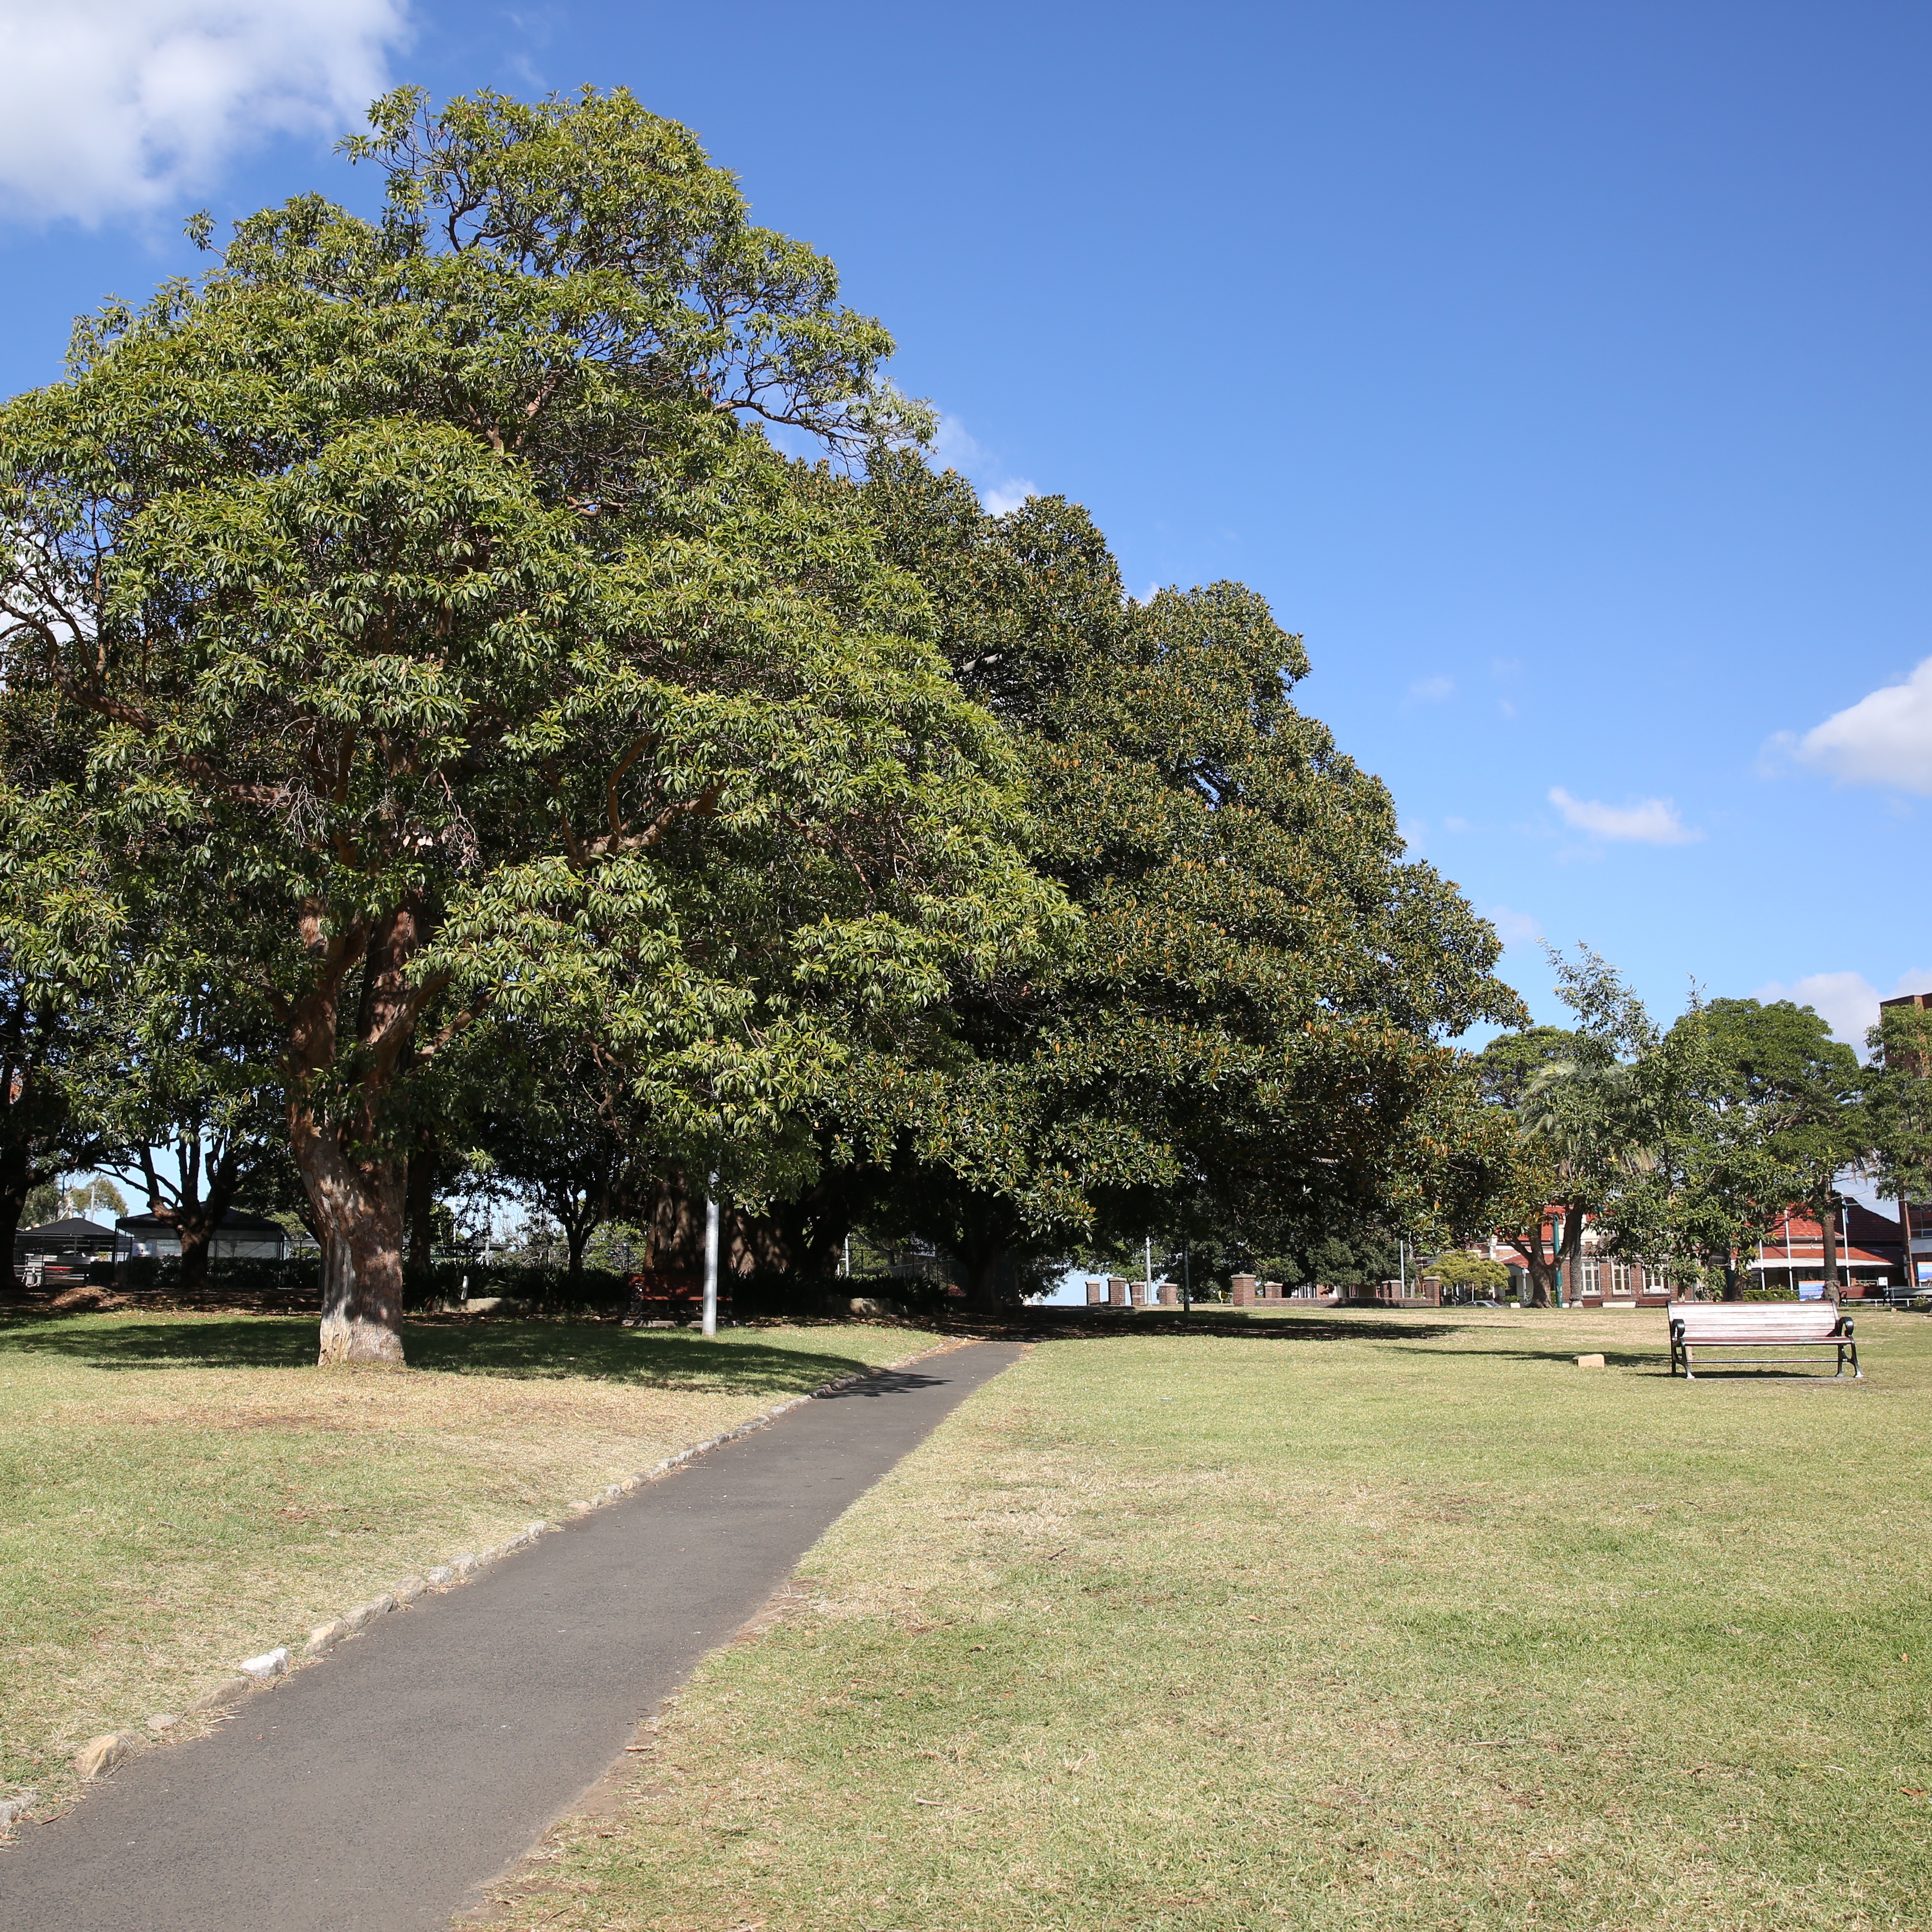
(64, 1177, 127, 1219)
(1602, 1002, 1796, 1300)
(1477, 947, 1661, 1306)
(0, 962, 113, 1262)
(92, 965, 288, 1290)
(1426, 1250, 1511, 1296)
(1868, 1001, 1932, 1219)
(481, 1036, 647, 1285)
(1695, 998, 1870, 1300)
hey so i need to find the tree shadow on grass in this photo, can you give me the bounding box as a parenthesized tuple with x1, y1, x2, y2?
(959, 1308, 1457, 1344)
(1382, 1342, 1668, 1373)
(0, 1313, 887, 1395)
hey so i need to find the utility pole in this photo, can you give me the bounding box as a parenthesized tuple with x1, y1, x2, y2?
(1145, 1234, 1154, 1307)
(1182, 1240, 1191, 1313)
(702, 1176, 719, 1338)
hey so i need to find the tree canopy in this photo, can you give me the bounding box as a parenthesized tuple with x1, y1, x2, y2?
(0, 87, 1065, 1360)
(825, 456, 1524, 1297)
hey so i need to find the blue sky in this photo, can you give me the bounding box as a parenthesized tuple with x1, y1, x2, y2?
(3, 0, 1929, 1049)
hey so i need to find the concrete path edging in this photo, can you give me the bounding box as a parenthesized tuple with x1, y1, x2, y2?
(17, 1329, 967, 1837)
(0, 1336, 1021, 1932)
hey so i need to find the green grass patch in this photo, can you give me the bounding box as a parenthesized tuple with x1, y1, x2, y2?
(491, 1306, 1932, 1930)
(0, 1310, 940, 1816)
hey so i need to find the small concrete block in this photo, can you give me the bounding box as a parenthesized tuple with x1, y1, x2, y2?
(341, 1604, 374, 1632)
(305, 1620, 349, 1657)
(394, 1576, 427, 1603)
(189, 1675, 253, 1712)
(426, 1565, 456, 1587)
(366, 1593, 398, 1618)
(569, 1499, 594, 1515)
(238, 1647, 290, 1681)
(146, 1714, 179, 1734)
(0, 1793, 38, 1828)
(619, 1476, 643, 1494)
(601, 1484, 624, 1502)
(452, 1552, 480, 1577)
(526, 1520, 550, 1539)
(1575, 1353, 1606, 1369)
(74, 1732, 138, 1779)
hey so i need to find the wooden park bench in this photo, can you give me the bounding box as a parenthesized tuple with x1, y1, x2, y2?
(1668, 1302, 1861, 1380)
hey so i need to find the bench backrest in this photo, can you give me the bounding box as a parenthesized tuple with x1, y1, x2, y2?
(1671, 1304, 1843, 1341)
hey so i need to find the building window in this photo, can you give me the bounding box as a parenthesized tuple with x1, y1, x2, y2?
(1583, 1258, 1600, 1295)
(1611, 1261, 1630, 1297)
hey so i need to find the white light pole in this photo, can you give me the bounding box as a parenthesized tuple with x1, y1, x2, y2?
(1145, 1234, 1154, 1307)
(702, 1175, 720, 1338)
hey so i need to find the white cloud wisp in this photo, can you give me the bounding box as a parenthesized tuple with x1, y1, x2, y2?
(933, 414, 1038, 518)
(1789, 656, 1932, 795)
(1752, 967, 1932, 1054)
(0, 0, 409, 224)
(1548, 786, 1701, 845)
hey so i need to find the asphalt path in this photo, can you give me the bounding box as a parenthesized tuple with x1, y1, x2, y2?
(0, 1337, 1021, 1932)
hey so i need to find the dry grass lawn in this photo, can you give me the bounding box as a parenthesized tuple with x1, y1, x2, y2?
(0, 1308, 942, 1818)
(487, 1303, 1932, 1931)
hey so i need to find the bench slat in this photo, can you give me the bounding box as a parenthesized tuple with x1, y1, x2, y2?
(1673, 1308, 1843, 1341)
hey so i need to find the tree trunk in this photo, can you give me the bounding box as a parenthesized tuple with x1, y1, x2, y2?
(294, 1120, 407, 1365)
(406, 1148, 436, 1265)
(1720, 1252, 1745, 1302)
(566, 1219, 589, 1285)
(968, 1246, 1010, 1311)
(1820, 1199, 1842, 1304)
(0, 1161, 28, 1298)
(1558, 1211, 1586, 1308)
(178, 1221, 214, 1293)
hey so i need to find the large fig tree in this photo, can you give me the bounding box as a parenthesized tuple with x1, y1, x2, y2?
(0, 90, 1064, 1361)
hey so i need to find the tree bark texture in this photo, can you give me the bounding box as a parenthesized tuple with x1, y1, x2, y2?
(279, 897, 442, 1367)
(1557, 1211, 1586, 1308)
(299, 1125, 407, 1365)
(406, 1147, 436, 1266)
(1819, 1201, 1842, 1304)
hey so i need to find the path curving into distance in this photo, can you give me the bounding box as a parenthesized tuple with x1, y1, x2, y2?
(0, 1339, 1022, 1932)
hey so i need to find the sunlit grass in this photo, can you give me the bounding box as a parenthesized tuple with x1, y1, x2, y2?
(0, 1310, 940, 1817)
(490, 1305, 1932, 1931)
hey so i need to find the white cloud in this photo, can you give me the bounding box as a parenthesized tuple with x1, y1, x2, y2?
(0, 0, 409, 224)
(934, 414, 1037, 518)
(1407, 674, 1454, 703)
(1752, 967, 1932, 1054)
(982, 482, 1041, 516)
(1788, 656, 1932, 795)
(1484, 903, 1542, 945)
(1548, 786, 1702, 845)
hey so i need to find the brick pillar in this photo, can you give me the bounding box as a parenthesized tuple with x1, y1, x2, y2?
(1158, 1280, 1178, 1306)
(1231, 1273, 1256, 1307)
(1108, 1275, 1129, 1307)
(1085, 1277, 1105, 1305)
(1263, 1280, 1282, 1300)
